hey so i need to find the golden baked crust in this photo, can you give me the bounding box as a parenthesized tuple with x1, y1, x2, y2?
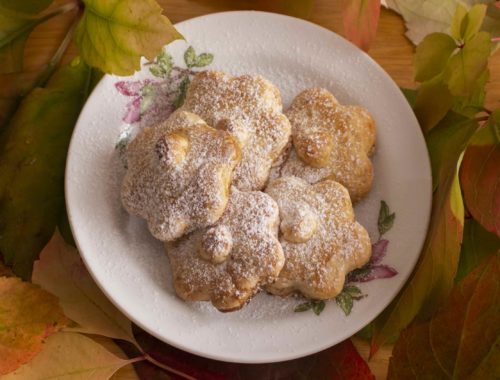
(265, 176, 371, 300)
(281, 88, 376, 202)
(181, 71, 291, 191)
(166, 187, 284, 312)
(121, 110, 241, 241)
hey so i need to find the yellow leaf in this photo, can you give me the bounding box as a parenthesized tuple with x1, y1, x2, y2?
(0, 276, 68, 375)
(2, 332, 139, 379)
(75, 0, 183, 75)
(32, 232, 135, 344)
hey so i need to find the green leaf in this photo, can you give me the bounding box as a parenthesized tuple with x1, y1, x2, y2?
(444, 31, 492, 97)
(174, 75, 190, 109)
(75, 0, 183, 75)
(344, 285, 364, 298)
(456, 219, 500, 282)
(401, 87, 417, 107)
(193, 52, 214, 68)
(294, 302, 312, 312)
(461, 4, 487, 41)
(414, 33, 457, 82)
(450, 4, 468, 41)
(311, 300, 326, 315)
(371, 114, 478, 356)
(377, 200, 396, 236)
(0, 58, 101, 279)
(184, 46, 197, 68)
(413, 75, 454, 132)
(452, 69, 489, 117)
(336, 291, 354, 316)
(2, 332, 136, 380)
(388, 255, 500, 379)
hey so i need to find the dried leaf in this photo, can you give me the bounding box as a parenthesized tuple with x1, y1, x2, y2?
(456, 219, 500, 282)
(341, 0, 381, 52)
(371, 114, 478, 355)
(0, 0, 53, 14)
(32, 231, 135, 343)
(460, 116, 500, 236)
(414, 33, 457, 82)
(0, 276, 68, 375)
(0, 261, 13, 277)
(2, 332, 137, 379)
(444, 31, 492, 97)
(0, 58, 101, 279)
(75, 0, 183, 75)
(388, 255, 500, 379)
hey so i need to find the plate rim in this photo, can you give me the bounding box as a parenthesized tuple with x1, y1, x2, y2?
(66, 10, 432, 363)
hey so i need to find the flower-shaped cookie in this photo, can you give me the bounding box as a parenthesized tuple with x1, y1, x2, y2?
(181, 71, 291, 191)
(121, 110, 241, 241)
(166, 187, 285, 312)
(265, 176, 371, 299)
(280, 88, 376, 202)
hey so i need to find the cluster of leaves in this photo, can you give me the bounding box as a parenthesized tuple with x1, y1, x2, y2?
(365, 4, 500, 379)
(0, 232, 375, 379)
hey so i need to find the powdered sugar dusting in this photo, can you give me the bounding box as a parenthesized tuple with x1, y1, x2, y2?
(266, 176, 372, 299)
(181, 71, 291, 191)
(166, 187, 285, 311)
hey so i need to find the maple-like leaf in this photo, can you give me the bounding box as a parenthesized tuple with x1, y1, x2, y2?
(0, 276, 68, 375)
(460, 114, 500, 237)
(124, 326, 374, 380)
(75, 0, 183, 75)
(341, 0, 381, 52)
(0, 58, 101, 279)
(388, 255, 500, 379)
(32, 231, 135, 344)
(2, 332, 137, 379)
(370, 113, 478, 355)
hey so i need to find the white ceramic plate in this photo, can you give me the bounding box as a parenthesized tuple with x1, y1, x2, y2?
(66, 11, 432, 363)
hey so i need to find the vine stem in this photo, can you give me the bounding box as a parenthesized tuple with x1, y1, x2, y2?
(129, 340, 196, 380)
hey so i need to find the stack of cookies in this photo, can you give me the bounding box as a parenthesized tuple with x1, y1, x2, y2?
(121, 71, 376, 312)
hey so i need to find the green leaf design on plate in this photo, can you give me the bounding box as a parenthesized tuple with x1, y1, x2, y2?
(149, 50, 173, 78)
(336, 292, 353, 316)
(294, 302, 312, 313)
(311, 300, 326, 316)
(184, 46, 214, 68)
(378, 200, 396, 237)
(174, 76, 190, 109)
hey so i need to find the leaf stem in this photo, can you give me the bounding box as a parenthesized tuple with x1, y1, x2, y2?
(142, 352, 197, 380)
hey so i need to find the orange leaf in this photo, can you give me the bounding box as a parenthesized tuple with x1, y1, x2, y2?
(460, 115, 500, 237)
(0, 276, 68, 375)
(388, 255, 500, 379)
(342, 0, 381, 51)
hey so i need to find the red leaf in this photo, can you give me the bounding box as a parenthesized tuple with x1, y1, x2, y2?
(460, 143, 500, 237)
(341, 0, 381, 52)
(125, 326, 374, 380)
(388, 255, 500, 379)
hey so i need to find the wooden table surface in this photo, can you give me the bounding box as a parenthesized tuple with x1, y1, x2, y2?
(25, 1, 500, 379)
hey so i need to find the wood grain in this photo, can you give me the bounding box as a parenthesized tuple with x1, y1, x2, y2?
(22, 1, 500, 379)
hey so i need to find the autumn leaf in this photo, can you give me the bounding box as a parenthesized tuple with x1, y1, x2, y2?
(0, 261, 13, 277)
(370, 114, 478, 356)
(126, 326, 374, 380)
(0, 0, 54, 73)
(444, 31, 492, 97)
(0, 276, 68, 375)
(341, 0, 381, 52)
(0, 58, 101, 279)
(32, 231, 135, 344)
(388, 255, 500, 379)
(456, 219, 500, 282)
(460, 115, 500, 237)
(414, 33, 457, 82)
(2, 332, 139, 379)
(75, 0, 183, 75)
